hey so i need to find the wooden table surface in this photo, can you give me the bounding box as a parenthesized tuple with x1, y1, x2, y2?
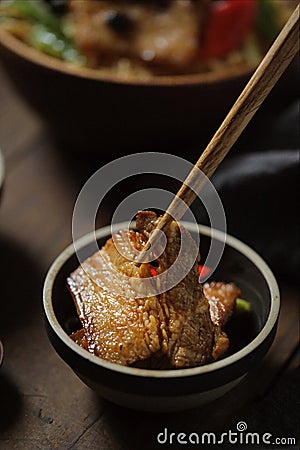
(0, 65, 299, 450)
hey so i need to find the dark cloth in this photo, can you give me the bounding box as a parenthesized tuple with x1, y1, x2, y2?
(196, 100, 299, 282)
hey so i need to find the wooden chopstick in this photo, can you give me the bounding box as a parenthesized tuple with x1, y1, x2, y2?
(136, 4, 299, 265)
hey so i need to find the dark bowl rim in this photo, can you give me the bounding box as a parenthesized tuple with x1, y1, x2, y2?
(0, 340, 3, 367)
(0, 29, 256, 87)
(43, 222, 280, 379)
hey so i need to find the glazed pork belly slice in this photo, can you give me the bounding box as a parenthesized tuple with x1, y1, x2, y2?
(136, 211, 215, 368)
(204, 281, 241, 359)
(70, 328, 89, 350)
(68, 210, 222, 368)
(70, 278, 242, 363)
(67, 226, 161, 366)
(204, 281, 241, 328)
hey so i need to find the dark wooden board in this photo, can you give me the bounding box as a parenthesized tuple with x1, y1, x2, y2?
(0, 66, 299, 450)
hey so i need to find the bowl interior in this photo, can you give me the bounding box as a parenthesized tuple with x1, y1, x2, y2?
(51, 227, 271, 365)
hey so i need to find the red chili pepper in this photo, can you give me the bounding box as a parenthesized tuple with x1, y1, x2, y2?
(198, 264, 211, 279)
(150, 267, 157, 277)
(150, 266, 210, 279)
(200, 0, 258, 59)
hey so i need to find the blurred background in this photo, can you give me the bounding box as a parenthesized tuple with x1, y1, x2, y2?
(0, 1, 299, 448)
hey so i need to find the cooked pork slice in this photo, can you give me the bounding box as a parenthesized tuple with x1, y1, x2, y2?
(212, 328, 230, 360)
(137, 211, 214, 368)
(68, 227, 161, 366)
(204, 281, 241, 327)
(68, 211, 215, 368)
(203, 281, 241, 360)
(70, 328, 89, 350)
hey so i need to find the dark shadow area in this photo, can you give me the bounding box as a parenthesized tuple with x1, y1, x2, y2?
(49, 138, 185, 228)
(96, 364, 299, 450)
(51, 101, 295, 171)
(49, 81, 299, 168)
(0, 371, 23, 433)
(223, 366, 300, 450)
(50, 98, 299, 261)
(0, 235, 42, 434)
(97, 393, 238, 450)
(195, 148, 299, 282)
(0, 234, 44, 332)
(254, 99, 299, 151)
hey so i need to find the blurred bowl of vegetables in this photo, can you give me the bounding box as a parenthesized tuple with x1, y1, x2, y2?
(0, 0, 298, 156)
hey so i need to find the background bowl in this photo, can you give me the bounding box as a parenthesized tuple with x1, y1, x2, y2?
(43, 222, 280, 412)
(0, 29, 298, 157)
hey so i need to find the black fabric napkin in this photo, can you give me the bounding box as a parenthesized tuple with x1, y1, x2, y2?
(196, 100, 299, 282)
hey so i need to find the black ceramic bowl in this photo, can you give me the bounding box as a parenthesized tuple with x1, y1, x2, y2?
(43, 222, 280, 412)
(0, 340, 3, 367)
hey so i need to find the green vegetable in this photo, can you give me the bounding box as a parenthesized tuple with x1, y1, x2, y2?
(1, 0, 62, 35)
(29, 23, 84, 64)
(1, 0, 85, 64)
(235, 298, 252, 314)
(256, 0, 280, 41)
(243, 35, 262, 65)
